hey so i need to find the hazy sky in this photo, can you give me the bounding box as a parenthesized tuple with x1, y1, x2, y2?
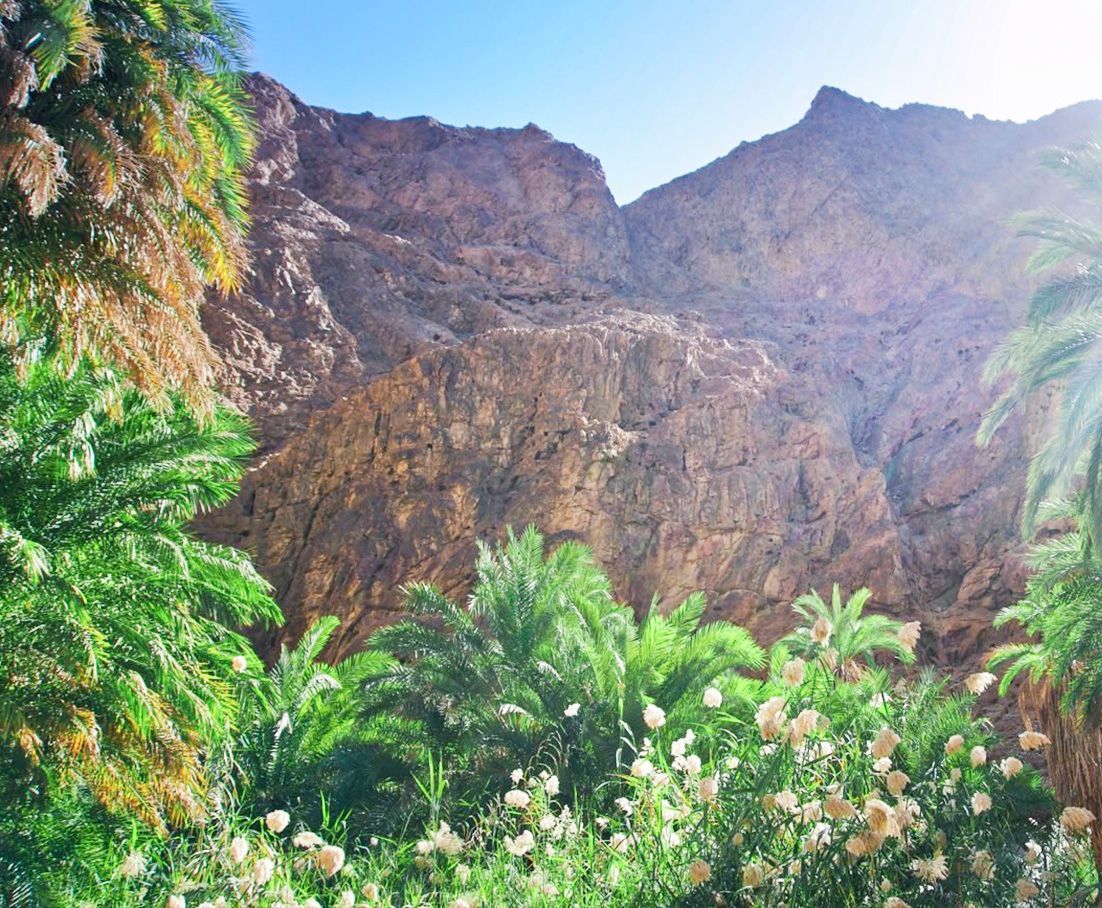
(234, 0, 1102, 203)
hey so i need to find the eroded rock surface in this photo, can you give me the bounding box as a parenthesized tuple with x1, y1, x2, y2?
(200, 76, 1102, 664)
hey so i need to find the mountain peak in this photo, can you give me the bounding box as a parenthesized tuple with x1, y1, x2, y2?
(804, 85, 880, 123)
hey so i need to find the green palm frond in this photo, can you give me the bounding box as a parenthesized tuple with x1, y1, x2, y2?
(978, 140, 1102, 549)
(0, 353, 279, 829)
(365, 527, 763, 808)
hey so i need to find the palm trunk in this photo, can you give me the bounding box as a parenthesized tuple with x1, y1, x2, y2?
(1019, 681, 1102, 875)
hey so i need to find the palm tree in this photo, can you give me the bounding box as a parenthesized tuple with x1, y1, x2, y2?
(228, 616, 411, 829)
(976, 142, 1102, 876)
(988, 513, 1102, 872)
(0, 353, 280, 829)
(977, 141, 1102, 549)
(366, 527, 764, 801)
(0, 0, 255, 415)
(782, 584, 917, 680)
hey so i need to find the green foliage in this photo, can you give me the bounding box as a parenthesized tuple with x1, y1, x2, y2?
(0, 0, 256, 413)
(227, 616, 414, 829)
(781, 584, 917, 678)
(366, 527, 764, 805)
(0, 353, 280, 829)
(978, 141, 1102, 549)
(47, 636, 1094, 907)
(989, 508, 1102, 716)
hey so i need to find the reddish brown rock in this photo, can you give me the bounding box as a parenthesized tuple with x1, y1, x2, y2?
(199, 76, 1102, 666)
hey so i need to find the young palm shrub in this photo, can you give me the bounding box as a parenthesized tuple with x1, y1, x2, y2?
(227, 616, 413, 831)
(0, 0, 255, 414)
(366, 527, 764, 805)
(781, 584, 919, 680)
(0, 353, 280, 830)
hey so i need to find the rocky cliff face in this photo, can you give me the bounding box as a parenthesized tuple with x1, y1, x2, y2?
(199, 75, 1102, 665)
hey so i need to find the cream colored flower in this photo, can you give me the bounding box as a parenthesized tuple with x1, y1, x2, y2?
(755, 696, 788, 740)
(450, 900, 472, 908)
(265, 809, 290, 833)
(804, 822, 832, 852)
(971, 849, 995, 881)
(970, 745, 987, 767)
(811, 616, 832, 646)
(504, 788, 531, 809)
(1015, 878, 1040, 900)
(775, 790, 799, 813)
(872, 756, 892, 774)
(825, 793, 858, 820)
(118, 851, 145, 878)
(701, 686, 723, 709)
(699, 775, 719, 803)
(231, 655, 248, 673)
(688, 859, 711, 885)
(886, 770, 909, 797)
(845, 830, 884, 857)
(544, 774, 560, 797)
(945, 734, 965, 755)
(965, 672, 997, 694)
(252, 857, 275, 884)
(1000, 756, 1024, 779)
(1020, 730, 1051, 751)
(742, 861, 766, 887)
(337, 892, 355, 908)
(1061, 805, 1096, 835)
(894, 797, 920, 830)
(293, 830, 324, 849)
(870, 691, 891, 709)
(166, 896, 186, 908)
(782, 657, 806, 687)
(609, 832, 635, 854)
(789, 708, 820, 747)
(615, 796, 633, 815)
(362, 882, 381, 902)
(898, 621, 921, 652)
(884, 898, 909, 908)
(1024, 841, 1042, 864)
(971, 792, 993, 815)
(630, 758, 654, 778)
(864, 799, 900, 837)
(505, 830, 536, 856)
(434, 821, 464, 856)
(870, 727, 901, 759)
(456, 864, 471, 885)
(227, 836, 248, 864)
(643, 703, 666, 729)
(317, 844, 345, 877)
(910, 853, 948, 882)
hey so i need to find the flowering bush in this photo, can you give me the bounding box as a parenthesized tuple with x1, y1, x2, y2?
(68, 630, 1098, 907)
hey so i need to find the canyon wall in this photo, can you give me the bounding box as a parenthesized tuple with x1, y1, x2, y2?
(199, 75, 1102, 664)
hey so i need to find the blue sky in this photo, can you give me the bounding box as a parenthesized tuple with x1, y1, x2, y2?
(234, 0, 1102, 203)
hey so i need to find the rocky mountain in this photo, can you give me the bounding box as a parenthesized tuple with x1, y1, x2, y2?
(198, 75, 1102, 664)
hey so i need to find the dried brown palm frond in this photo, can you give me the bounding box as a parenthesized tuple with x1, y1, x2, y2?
(1019, 679, 1102, 872)
(0, 1, 255, 416)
